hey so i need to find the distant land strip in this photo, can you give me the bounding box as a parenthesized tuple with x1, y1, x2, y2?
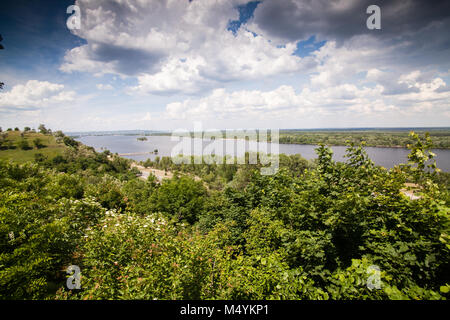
(119, 152, 154, 156)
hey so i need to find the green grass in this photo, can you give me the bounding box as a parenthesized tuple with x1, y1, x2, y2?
(0, 131, 67, 163)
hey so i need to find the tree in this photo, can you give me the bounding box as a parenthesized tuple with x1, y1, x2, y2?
(34, 153, 47, 162)
(24, 127, 31, 132)
(54, 130, 65, 138)
(38, 124, 48, 134)
(33, 138, 45, 149)
(63, 136, 79, 148)
(406, 131, 439, 181)
(14, 127, 19, 131)
(150, 176, 207, 224)
(17, 139, 31, 150)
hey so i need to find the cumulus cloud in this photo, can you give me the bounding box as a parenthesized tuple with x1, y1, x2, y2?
(53, 0, 449, 128)
(248, 0, 450, 73)
(163, 84, 379, 121)
(0, 80, 76, 113)
(365, 69, 419, 95)
(61, 0, 313, 94)
(249, 0, 450, 43)
(165, 85, 310, 120)
(164, 71, 450, 123)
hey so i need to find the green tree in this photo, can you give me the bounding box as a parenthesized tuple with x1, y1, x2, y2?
(406, 131, 439, 183)
(54, 130, 65, 138)
(150, 176, 207, 224)
(34, 153, 47, 162)
(38, 124, 48, 134)
(63, 136, 79, 148)
(17, 139, 31, 150)
(33, 138, 45, 149)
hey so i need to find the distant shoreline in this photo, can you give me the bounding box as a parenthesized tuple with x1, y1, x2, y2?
(69, 128, 450, 150)
(66, 127, 450, 136)
(74, 133, 450, 150)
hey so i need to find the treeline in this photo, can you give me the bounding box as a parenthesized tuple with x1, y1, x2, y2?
(278, 130, 450, 149)
(0, 131, 449, 300)
(162, 129, 450, 149)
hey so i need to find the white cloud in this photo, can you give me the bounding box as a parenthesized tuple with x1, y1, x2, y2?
(0, 80, 76, 112)
(164, 84, 376, 121)
(7, 0, 447, 130)
(131, 56, 213, 95)
(164, 85, 302, 120)
(60, 45, 117, 76)
(62, 0, 312, 95)
(163, 70, 450, 124)
(60, 0, 242, 77)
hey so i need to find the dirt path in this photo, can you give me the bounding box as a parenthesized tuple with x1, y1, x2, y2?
(107, 154, 202, 183)
(130, 163, 202, 183)
(131, 163, 173, 182)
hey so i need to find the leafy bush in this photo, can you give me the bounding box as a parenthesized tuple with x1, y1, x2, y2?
(1, 131, 449, 300)
(17, 139, 31, 150)
(149, 176, 207, 224)
(33, 138, 45, 149)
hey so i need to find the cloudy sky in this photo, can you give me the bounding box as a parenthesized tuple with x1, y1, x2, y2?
(1, 0, 450, 132)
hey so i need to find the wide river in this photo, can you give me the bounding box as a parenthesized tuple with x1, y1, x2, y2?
(76, 135, 450, 172)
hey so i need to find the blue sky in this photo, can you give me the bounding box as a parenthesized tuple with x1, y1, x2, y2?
(227, 1, 261, 34)
(1, 0, 449, 132)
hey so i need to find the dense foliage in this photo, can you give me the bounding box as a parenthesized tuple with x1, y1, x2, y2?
(278, 130, 450, 149)
(0, 131, 449, 300)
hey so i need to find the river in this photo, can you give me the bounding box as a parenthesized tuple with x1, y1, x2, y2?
(76, 135, 450, 172)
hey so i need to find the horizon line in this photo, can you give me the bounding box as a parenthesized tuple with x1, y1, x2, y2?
(65, 126, 450, 134)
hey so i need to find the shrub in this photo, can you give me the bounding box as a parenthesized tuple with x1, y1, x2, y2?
(17, 139, 31, 150)
(33, 138, 45, 149)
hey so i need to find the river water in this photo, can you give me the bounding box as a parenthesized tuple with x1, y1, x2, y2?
(76, 135, 450, 172)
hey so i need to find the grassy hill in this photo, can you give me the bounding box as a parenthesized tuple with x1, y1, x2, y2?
(0, 130, 67, 163)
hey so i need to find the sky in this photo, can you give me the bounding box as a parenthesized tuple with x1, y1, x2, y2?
(0, 0, 450, 132)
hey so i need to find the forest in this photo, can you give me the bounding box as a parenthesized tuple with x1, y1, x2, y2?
(0, 129, 449, 300)
(277, 129, 450, 149)
(161, 129, 450, 149)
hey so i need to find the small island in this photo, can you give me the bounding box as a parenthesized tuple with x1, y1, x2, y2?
(137, 137, 148, 141)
